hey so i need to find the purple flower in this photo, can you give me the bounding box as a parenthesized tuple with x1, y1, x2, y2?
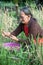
(3, 42, 20, 48)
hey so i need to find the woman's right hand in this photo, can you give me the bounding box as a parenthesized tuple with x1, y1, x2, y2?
(2, 31, 19, 42)
(2, 31, 10, 37)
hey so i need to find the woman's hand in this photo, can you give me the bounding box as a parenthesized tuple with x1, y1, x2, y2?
(2, 31, 10, 37)
(2, 31, 27, 43)
(2, 31, 19, 42)
(10, 35, 19, 42)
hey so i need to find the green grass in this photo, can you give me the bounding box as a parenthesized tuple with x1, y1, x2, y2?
(0, 1, 14, 8)
(0, 2, 43, 65)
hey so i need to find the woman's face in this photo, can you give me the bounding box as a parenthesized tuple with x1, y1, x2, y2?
(20, 11, 31, 24)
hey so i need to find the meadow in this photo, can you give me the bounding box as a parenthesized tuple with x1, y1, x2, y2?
(0, 2, 43, 65)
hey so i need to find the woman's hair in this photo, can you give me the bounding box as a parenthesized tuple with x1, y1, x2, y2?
(20, 6, 33, 17)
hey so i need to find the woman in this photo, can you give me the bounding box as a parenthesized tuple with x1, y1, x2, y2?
(2, 6, 43, 45)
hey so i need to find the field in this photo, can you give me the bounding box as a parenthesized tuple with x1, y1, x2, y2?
(0, 2, 43, 65)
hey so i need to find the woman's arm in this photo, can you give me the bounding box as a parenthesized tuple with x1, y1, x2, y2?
(2, 31, 19, 42)
(11, 23, 23, 36)
(2, 23, 23, 42)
